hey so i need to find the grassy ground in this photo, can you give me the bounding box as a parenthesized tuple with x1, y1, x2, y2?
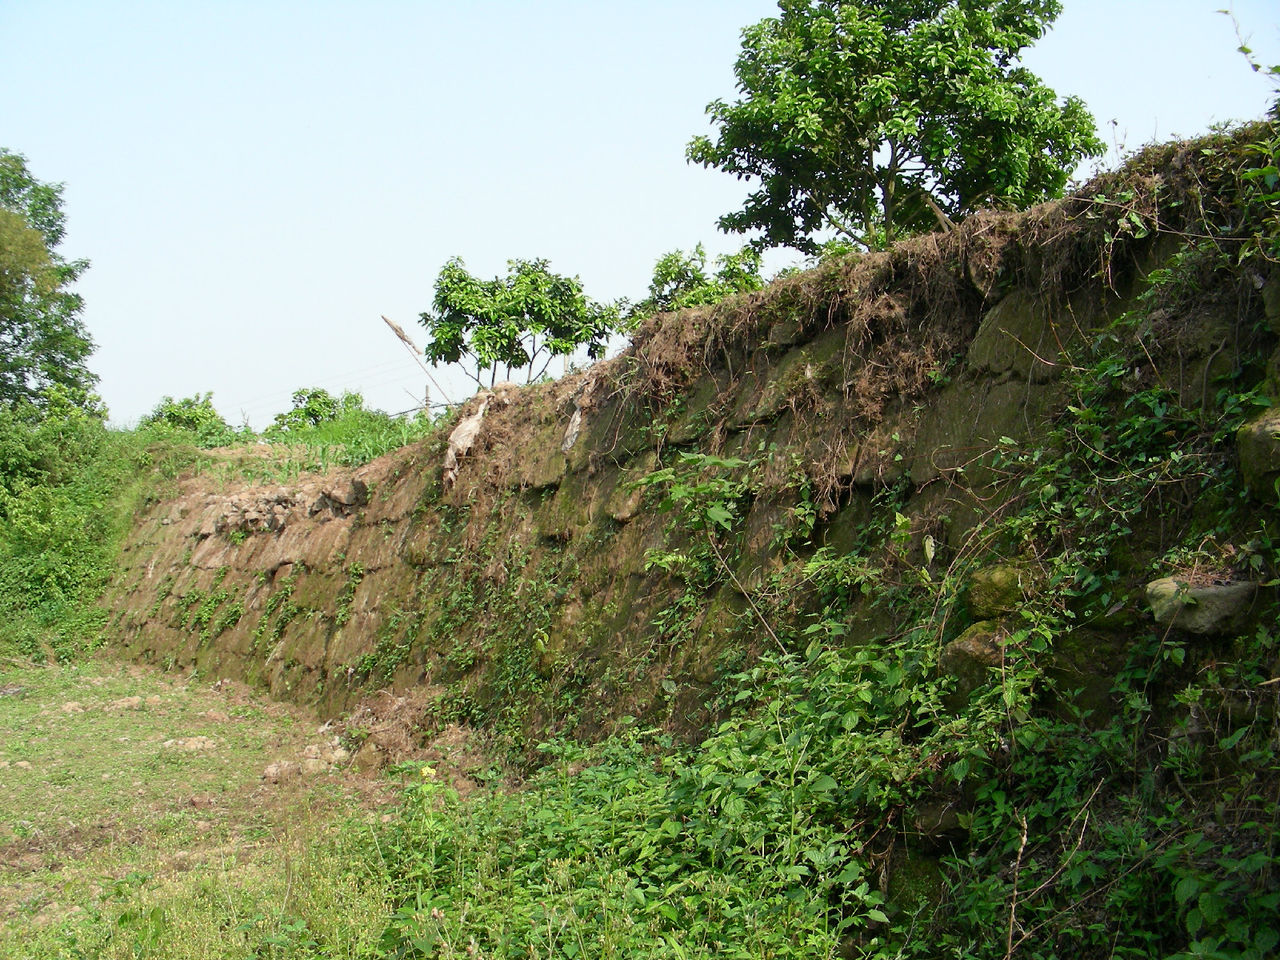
(0, 655, 398, 959)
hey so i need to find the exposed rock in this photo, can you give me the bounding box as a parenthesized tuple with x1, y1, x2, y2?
(354, 739, 387, 773)
(1237, 408, 1280, 499)
(321, 477, 368, 507)
(98, 137, 1277, 749)
(202, 488, 305, 536)
(561, 407, 583, 452)
(967, 289, 1065, 383)
(911, 797, 966, 837)
(766, 318, 804, 348)
(968, 564, 1033, 619)
(442, 394, 491, 490)
(1146, 578, 1260, 635)
(263, 760, 299, 783)
(939, 620, 1006, 705)
(1266, 347, 1280, 399)
(301, 739, 349, 764)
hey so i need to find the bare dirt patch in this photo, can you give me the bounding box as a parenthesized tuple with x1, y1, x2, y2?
(337, 686, 495, 799)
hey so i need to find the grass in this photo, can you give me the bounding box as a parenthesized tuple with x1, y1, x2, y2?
(0, 656, 394, 959)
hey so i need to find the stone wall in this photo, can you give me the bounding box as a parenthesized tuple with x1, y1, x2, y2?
(102, 141, 1279, 747)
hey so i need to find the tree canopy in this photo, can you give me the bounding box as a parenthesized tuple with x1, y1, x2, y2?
(687, 0, 1104, 252)
(420, 257, 621, 387)
(629, 244, 765, 321)
(0, 149, 95, 408)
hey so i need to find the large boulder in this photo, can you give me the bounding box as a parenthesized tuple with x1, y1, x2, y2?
(939, 620, 1007, 707)
(1238, 409, 1280, 500)
(321, 477, 368, 508)
(1146, 578, 1260, 636)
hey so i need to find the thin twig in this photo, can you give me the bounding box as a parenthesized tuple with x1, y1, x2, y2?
(381, 315, 456, 406)
(1005, 813, 1030, 959)
(706, 534, 787, 655)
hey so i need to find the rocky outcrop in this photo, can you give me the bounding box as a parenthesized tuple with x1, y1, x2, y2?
(967, 565, 1036, 620)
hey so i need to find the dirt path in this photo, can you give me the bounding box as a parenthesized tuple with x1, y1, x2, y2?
(0, 656, 402, 949)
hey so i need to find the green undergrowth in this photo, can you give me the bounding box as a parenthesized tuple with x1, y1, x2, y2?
(0, 393, 165, 662)
(356, 129, 1280, 959)
(136, 389, 442, 489)
(256, 404, 440, 478)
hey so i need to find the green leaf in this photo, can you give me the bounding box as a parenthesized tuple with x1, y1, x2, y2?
(704, 502, 735, 531)
(1218, 726, 1249, 750)
(1175, 875, 1200, 905)
(809, 774, 839, 793)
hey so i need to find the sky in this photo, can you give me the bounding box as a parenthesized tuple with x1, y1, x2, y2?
(2, 0, 1277, 429)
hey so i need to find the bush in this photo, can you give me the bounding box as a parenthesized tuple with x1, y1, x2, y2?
(138, 393, 245, 449)
(0, 390, 152, 660)
(264, 389, 439, 469)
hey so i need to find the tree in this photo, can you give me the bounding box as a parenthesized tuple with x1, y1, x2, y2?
(420, 257, 621, 387)
(629, 243, 766, 320)
(687, 0, 1104, 252)
(0, 149, 95, 408)
(265, 387, 364, 436)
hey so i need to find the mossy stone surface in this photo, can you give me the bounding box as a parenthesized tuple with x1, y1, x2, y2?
(968, 564, 1032, 619)
(885, 853, 947, 916)
(1146, 578, 1260, 636)
(1237, 408, 1280, 499)
(939, 620, 1006, 708)
(967, 289, 1065, 383)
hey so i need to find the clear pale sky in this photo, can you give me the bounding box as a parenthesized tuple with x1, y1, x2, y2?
(2, 1, 1276, 428)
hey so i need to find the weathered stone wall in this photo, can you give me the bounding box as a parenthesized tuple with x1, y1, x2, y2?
(102, 149, 1279, 746)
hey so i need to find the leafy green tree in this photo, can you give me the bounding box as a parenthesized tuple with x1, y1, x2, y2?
(420, 257, 621, 387)
(138, 393, 243, 448)
(687, 0, 1104, 252)
(629, 243, 766, 320)
(265, 387, 364, 436)
(0, 149, 95, 408)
